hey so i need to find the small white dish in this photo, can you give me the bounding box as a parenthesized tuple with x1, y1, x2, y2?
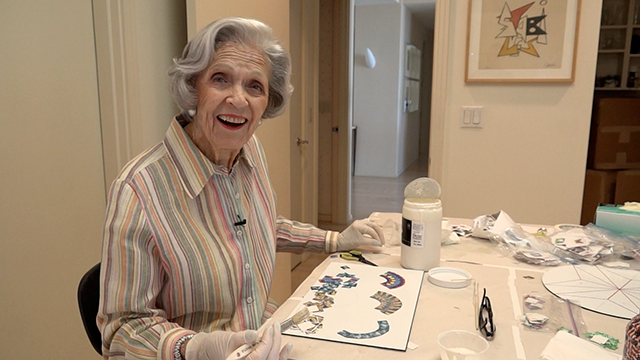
(428, 267, 472, 288)
(437, 330, 489, 360)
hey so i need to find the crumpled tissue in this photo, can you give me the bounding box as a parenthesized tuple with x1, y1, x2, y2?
(621, 201, 640, 212)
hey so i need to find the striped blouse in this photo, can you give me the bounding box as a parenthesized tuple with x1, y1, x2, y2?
(98, 117, 339, 359)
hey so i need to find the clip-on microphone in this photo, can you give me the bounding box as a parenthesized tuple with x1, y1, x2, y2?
(234, 216, 246, 226)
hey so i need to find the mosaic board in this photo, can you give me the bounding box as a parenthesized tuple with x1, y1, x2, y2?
(283, 262, 424, 350)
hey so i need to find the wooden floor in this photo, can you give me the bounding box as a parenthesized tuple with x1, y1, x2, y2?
(291, 155, 429, 291)
(291, 252, 328, 292)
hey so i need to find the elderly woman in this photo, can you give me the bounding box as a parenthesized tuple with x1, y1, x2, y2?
(98, 17, 384, 360)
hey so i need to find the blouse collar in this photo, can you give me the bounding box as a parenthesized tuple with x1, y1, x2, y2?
(163, 115, 255, 198)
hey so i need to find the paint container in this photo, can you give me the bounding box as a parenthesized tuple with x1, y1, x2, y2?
(401, 178, 442, 271)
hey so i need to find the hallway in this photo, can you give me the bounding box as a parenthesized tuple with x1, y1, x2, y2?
(295, 155, 429, 291)
(351, 154, 429, 220)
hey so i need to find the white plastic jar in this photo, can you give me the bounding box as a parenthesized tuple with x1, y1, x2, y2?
(401, 197, 442, 271)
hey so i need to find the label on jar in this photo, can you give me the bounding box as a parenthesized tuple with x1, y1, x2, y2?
(402, 217, 424, 248)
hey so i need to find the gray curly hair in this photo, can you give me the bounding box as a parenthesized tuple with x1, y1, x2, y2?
(168, 17, 292, 120)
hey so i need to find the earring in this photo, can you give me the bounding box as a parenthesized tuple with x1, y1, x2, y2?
(188, 109, 196, 117)
(259, 120, 263, 126)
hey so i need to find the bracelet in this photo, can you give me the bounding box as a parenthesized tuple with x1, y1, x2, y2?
(173, 334, 195, 360)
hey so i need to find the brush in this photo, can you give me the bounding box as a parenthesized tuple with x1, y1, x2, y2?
(225, 307, 310, 360)
(473, 280, 479, 330)
(280, 307, 310, 332)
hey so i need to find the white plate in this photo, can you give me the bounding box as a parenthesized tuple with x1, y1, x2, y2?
(428, 267, 472, 288)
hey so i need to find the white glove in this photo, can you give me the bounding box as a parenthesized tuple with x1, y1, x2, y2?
(337, 219, 385, 252)
(185, 322, 293, 360)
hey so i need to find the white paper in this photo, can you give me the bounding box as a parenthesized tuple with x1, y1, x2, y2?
(539, 331, 621, 360)
(283, 262, 424, 351)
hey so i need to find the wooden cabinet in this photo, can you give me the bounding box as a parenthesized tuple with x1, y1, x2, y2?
(595, 0, 640, 90)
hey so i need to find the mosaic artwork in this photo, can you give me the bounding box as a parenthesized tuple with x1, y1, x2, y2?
(371, 291, 403, 315)
(338, 320, 390, 339)
(380, 271, 406, 289)
(284, 262, 424, 351)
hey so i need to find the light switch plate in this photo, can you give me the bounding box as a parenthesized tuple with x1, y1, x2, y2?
(461, 106, 483, 128)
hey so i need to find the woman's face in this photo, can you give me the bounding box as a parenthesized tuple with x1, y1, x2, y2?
(193, 42, 270, 156)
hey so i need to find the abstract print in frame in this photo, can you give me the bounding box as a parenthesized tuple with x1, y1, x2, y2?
(466, 0, 580, 82)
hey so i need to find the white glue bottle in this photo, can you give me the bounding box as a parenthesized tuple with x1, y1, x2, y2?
(401, 177, 442, 271)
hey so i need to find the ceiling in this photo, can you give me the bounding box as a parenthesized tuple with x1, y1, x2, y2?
(404, 1, 436, 29)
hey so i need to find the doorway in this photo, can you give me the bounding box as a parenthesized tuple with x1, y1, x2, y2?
(317, 0, 436, 228)
(351, 1, 436, 220)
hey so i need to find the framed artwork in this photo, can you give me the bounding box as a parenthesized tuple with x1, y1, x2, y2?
(466, 0, 581, 82)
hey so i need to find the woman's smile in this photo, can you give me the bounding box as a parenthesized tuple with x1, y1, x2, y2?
(216, 114, 248, 129)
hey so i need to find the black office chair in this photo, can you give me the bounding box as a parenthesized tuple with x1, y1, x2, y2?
(77, 263, 102, 355)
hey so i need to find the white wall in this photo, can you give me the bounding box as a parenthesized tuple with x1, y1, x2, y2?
(95, 0, 187, 186)
(353, 3, 403, 177)
(354, 3, 429, 177)
(0, 1, 105, 358)
(0, 1, 187, 358)
(433, 0, 602, 225)
(134, 1, 188, 150)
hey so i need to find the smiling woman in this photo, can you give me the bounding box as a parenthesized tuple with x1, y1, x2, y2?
(186, 42, 271, 168)
(168, 18, 292, 169)
(97, 16, 386, 360)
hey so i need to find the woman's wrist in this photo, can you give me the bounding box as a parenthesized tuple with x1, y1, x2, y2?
(174, 334, 195, 360)
(180, 337, 191, 359)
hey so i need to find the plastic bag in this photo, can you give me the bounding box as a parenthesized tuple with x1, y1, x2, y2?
(488, 225, 563, 266)
(520, 292, 588, 337)
(471, 212, 500, 239)
(488, 221, 640, 266)
(382, 218, 401, 247)
(583, 223, 640, 260)
(548, 223, 640, 264)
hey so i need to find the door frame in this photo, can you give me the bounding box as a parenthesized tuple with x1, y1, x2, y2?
(290, 0, 320, 265)
(323, 0, 353, 225)
(426, 0, 451, 185)
(299, 0, 320, 226)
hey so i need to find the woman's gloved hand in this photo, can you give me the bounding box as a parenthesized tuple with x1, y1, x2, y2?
(337, 219, 385, 251)
(185, 322, 293, 360)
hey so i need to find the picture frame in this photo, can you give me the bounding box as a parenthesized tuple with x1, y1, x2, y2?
(465, 0, 581, 82)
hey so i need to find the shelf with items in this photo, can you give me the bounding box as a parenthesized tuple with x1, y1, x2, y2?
(599, 28, 627, 50)
(596, 52, 624, 88)
(601, 0, 630, 26)
(631, 28, 640, 54)
(596, 0, 640, 90)
(601, 25, 630, 29)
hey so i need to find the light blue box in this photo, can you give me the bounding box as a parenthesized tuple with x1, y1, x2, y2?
(595, 205, 640, 238)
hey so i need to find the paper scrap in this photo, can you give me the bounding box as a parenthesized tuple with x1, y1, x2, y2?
(603, 261, 630, 268)
(590, 334, 608, 345)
